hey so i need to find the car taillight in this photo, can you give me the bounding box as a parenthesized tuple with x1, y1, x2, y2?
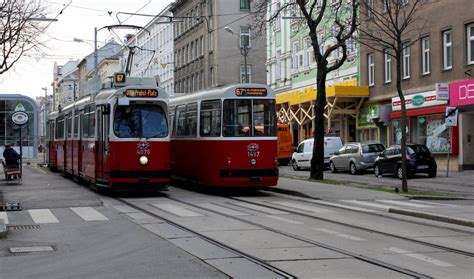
(429, 153, 434, 160)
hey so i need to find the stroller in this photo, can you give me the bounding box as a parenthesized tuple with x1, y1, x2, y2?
(2, 159, 21, 183)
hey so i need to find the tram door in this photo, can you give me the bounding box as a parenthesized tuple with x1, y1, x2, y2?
(96, 105, 110, 180)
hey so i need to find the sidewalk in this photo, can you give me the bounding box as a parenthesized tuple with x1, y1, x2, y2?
(267, 176, 474, 228)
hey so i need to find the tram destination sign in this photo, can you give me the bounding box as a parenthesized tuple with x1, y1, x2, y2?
(124, 89, 159, 98)
(235, 88, 267, 97)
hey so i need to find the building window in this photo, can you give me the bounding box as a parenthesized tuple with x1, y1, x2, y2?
(240, 0, 250, 10)
(442, 30, 452, 70)
(402, 43, 410, 79)
(240, 26, 251, 48)
(384, 49, 391, 83)
(421, 36, 430, 74)
(240, 65, 251, 83)
(368, 53, 374, 86)
(467, 23, 474, 65)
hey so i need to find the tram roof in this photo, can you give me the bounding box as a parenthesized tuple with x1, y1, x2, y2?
(169, 84, 274, 105)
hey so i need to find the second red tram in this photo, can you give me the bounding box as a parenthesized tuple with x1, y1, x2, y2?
(169, 84, 278, 187)
(47, 74, 170, 190)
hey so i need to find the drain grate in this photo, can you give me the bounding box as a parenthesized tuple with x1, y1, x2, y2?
(1, 202, 22, 211)
(8, 225, 41, 230)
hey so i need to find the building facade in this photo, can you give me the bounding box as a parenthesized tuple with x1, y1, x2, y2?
(266, 1, 366, 145)
(360, 0, 474, 171)
(171, 0, 266, 94)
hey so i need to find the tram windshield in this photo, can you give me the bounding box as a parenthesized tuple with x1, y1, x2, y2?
(113, 104, 168, 138)
(223, 99, 276, 137)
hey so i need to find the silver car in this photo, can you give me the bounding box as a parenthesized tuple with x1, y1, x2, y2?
(329, 142, 385, 175)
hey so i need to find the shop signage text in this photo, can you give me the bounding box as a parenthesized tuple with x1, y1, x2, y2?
(449, 80, 474, 107)
(435, 83, 449, 100)
(392, 90, 447, 111)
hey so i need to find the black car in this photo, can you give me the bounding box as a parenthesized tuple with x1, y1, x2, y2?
(373, 144, 437, 179)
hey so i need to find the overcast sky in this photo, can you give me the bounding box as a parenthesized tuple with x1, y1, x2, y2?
(0, 0, 174, 99)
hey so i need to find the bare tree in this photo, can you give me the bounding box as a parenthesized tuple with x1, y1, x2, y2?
(0, 0, 46, 75)
(253, 0, 359, 180)
(359, 0, 431, 192)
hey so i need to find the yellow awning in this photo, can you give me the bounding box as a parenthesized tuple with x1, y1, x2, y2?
(276, 85, 369, 105)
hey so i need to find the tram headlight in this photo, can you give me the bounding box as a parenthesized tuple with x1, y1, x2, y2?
(139, 156, 149, 166)
(250, 158, 257, 165)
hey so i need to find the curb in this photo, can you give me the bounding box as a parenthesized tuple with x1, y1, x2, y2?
(0, 219, 6, 238)
(263, 187, 318, 199)
(389, 208, 474, 228)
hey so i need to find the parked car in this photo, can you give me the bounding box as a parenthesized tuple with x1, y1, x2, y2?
(329, 142, 385, 175)
(291, 137, 343, 170)
(373, 144, 437, 179)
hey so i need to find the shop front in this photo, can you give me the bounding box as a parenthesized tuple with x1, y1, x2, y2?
(357, 103, 391, 146)
(390, 90, 459, 171)
(450, 80, 474, 170)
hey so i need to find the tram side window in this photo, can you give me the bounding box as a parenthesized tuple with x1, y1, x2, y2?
(48, 121, 55, 141)
(176, 105, 186, 137)
(56, 116, 65, 140)
(185, 103, 198, 137)
(253, 99, 276, 137)
(200, 100, 221, 137)
(88, 106, 95, 138)
(66, 113, 72, 139)
(223, 99, 251, 137)
(81, 108, 89, 138)
(169, 106, 175, 137)
(73, 109, 79, 138)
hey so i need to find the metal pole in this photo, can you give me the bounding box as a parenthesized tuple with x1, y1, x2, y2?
(19, 127, 22, 178)
(41, 87, 48, 165)
(446, 127, 451, 177)
(94, 27, 98, 76)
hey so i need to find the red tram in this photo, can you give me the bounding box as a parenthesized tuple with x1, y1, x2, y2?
(169, 84, 278, 187)
(47, 74, 170, 190)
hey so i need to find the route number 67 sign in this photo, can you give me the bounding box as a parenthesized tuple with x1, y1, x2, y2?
(11, 103, 29, 126)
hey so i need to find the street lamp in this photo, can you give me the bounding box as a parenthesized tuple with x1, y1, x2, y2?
(224, 26, 250, 83)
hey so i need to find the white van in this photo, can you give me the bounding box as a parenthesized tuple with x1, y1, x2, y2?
(291, 137, 343, 170)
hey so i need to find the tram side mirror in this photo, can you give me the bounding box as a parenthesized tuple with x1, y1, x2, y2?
(118, 97, 129, 106)
(103, 104, 110, 115)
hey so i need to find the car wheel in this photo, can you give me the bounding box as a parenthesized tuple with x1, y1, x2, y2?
(374, 164, 382, 177)
(350, 162, 358, 175)
(292, 160, 300, 171)
(330, 161, 337, 173)
(428, 168, 437, 178)
(397, 166, 403, 180)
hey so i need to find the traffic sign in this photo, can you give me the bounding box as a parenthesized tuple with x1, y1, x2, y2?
(11, 111, 29, 126)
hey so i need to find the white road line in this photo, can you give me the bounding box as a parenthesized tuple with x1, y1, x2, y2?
(340, 200, 393, 210)
(70, 207, 109, 221)
(152, 204, 203, 217)
(304, 199, 376, 213)
(314, 228, 366, 241)
(125, 212, 155, 220)
(228, 202, 289, 215)
(386, 247, 454, 267)
(113, 205, 139, 213)
(198, 203, 249, 216)
(0, 212, 9, 225)
(267, 215, 303, 224)
(28, 209, 59, 224)
(411, 200, 458, 207)
(376, 200, 432, 208)
(269, 201, 334, 213)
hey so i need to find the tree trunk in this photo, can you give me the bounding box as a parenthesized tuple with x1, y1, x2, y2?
(310, 70, 327, 180)
(396, 46, 408, 192)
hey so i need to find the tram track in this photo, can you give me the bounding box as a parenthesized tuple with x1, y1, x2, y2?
(116, 194, 432, 279)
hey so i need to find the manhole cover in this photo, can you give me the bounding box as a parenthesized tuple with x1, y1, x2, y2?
(8, 225, 41, 230)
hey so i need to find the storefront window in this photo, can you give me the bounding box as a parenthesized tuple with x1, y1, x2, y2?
(416, 115, 449, 153)
(392, 119, 409, 145)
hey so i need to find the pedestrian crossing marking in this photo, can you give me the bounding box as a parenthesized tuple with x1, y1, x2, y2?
(228, 202, 289, 215)
(197, 203, 249, 216)
(28, 209, 59, 224)
(304, 199, 376, 213)
(376, 200, 432, 208)
(0, 211, 9, 225)
(412, 200, 458, 207)
(70, 207, 109, 221)
(386, 247, 454, 267)
(340, 200, 392, 210)
(125, 212, 154, 220)
(113, 205, 140, 213)
(152, 204, 203, 217)
(313, 228, 366, 241)
(269, 201, 334, 213)
(267, 215, 303, 224)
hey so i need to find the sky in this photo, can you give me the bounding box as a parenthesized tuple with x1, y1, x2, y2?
(0, 0, 174, 99)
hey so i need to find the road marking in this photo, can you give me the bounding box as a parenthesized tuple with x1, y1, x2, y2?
(376, 200, 432, 208)
(0, 212, 9, 225)
(228, 202, 289, 215)
(340, 200, 393, 210)
(10, 246, 54, 253)
(197, 203, 249, 216)
(411, 200, 458, 207)
(304, 199, 376, 213)
(125, 212, 154, 220)
(269, 201, 334, 213)
(113, 205, 139, 213)
(34, 165, 46, 174)
(267, 215, 303, 224)
(152, 204, 203, 217)
(386, 247, 454, 267)
(70, 207, 109, 221)
(314, 228, 366, 241)
(28, 209, 59, 224)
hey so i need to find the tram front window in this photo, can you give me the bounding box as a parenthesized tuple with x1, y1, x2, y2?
(114, 104, 168, 138)
(223, 99, 276, 137)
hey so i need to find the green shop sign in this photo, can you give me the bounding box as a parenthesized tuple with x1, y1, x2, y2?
(411, 95, 425, 106)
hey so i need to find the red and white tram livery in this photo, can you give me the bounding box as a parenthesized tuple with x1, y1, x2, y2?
(47, 73, 170, 190)
(169, 84, 278, 188)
